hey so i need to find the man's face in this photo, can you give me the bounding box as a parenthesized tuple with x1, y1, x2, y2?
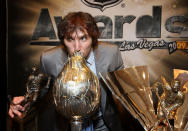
(64, 29, 92, 58)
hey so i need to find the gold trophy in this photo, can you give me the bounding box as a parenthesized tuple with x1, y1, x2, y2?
(20, 67, 51, 118)
(99, 66, 188, 131)
(12, 66, 51, 126)
(173, 69, 188, 131)
(99, 66, 157, 130)
(151, 77, 185, 131)
(53, 52, 100, 131)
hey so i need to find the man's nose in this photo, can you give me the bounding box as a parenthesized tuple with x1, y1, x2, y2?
(75, 40, 81, 52)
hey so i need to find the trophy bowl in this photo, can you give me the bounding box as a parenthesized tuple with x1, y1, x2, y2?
(53, 52, 100, 130)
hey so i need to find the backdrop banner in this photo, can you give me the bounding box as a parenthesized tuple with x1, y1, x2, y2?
(7, 0, 188, 96)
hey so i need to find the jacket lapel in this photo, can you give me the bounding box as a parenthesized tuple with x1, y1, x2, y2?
(55, 46, 68, 77)
(93, 44, 107, 76)
(93, 44, 107, 113)
(93, 45, 100, 77)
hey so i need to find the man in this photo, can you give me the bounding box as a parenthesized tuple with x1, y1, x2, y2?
(9, 12, 143, 131)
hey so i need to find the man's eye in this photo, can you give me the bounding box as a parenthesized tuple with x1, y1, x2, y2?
(66, 37, 73, 41)
(81, 36, 86, 41)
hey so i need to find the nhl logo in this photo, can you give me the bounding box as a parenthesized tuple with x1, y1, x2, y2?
(81, 0, 123, 11)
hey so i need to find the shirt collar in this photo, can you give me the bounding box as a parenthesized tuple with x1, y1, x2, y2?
(86, 49, 95, 65)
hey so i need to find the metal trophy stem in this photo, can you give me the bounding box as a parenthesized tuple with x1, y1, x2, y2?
(71, 118, 83, 131)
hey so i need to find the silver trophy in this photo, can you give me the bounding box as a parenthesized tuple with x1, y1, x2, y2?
(53, 52, 100, 131)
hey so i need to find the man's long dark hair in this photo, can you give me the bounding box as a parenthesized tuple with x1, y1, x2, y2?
(58, 12, 100, 47)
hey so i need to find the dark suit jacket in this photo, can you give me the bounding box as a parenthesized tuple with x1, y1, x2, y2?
(37, 42, 144, 131)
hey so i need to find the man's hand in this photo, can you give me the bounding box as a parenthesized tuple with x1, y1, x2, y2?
(8, 96, 27, 118)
